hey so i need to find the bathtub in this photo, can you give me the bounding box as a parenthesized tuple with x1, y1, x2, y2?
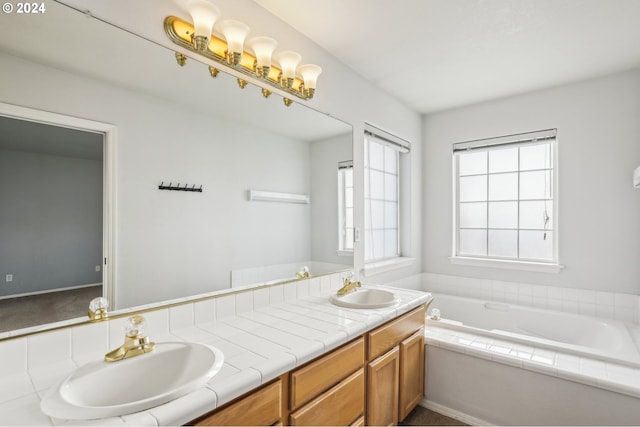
(422, 294, 640, 425)
(426, 294, 640, 367)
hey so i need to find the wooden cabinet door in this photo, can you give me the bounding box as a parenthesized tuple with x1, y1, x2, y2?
(398, 329, 425, 422)
(366, 346, 399, 426)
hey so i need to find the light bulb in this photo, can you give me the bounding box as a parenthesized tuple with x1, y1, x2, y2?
(276, 51, 301, 87)
(188, 0, 220, 52)
(248, 36, 277, 77)
(298, 64, 322, 98)
(220, 20, 250, 64)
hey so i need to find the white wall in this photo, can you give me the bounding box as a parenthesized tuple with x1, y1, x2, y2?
(1, 0, 424, 311)
(423, 69, 640, 294)
(1, 52, 314, 308)
(54, 0, 424, 284)
(0, 149, 102, 296)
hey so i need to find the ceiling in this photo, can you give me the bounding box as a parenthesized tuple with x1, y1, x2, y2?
(254, 0, 640, 114)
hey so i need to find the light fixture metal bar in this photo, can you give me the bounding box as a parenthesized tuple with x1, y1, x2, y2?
(164, 16, 311, 101)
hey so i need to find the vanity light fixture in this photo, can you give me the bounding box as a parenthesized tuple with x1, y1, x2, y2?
(164, 2, 322, 106)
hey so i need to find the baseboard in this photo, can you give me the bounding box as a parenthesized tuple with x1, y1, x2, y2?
(419, 397, 493, 426)
(0, 283, 102, 300)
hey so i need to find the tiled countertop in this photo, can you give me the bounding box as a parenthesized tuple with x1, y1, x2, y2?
(0, 281, 430, 426)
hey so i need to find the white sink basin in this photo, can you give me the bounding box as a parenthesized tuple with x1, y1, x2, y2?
(330, 288, 399, 309)
(41, 342, 224, 420)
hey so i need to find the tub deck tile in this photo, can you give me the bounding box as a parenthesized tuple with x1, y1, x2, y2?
(426, 324, 640, 400)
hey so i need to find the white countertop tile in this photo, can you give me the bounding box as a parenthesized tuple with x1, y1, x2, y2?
(148, 387, 217, 426)
(237, 310, 281, 325)
(29, 360, 78, 392)
(225, 351, 267, 370)
(3, 286, 429, 426)
(250, 352, 297, 383)
(207, 368, 262, 406)
(195, 321, 244, 339)
(71, 322, 110, 366)
(201, 337, 247, 359)
(0, 372, 35, 405)
(0, 338, 27, 376)
(0, 394, 53, 426)
(56, 416, 127, 426)
(169, 326, 216, 343)
(226, 331, 290, 358)
(27, 329, 71, 370)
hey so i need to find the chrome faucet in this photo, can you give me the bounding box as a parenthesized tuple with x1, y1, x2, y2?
(337, 273, 362, 296)
(104, 315, 155, 362)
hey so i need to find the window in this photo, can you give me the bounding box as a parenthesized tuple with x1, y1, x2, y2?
(338, 160, 354, 252)
(453, 129, 558, 266)
(364, 125, 410, 262)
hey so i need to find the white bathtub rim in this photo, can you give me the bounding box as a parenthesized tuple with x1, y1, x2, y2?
(427, 293, 640, 368)
(425, 325, 640, 400)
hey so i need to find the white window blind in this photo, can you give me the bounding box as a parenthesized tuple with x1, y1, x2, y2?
(338, 160, 354, 251)
(364, 124, 410, 262)
(453, 129, 557, 264)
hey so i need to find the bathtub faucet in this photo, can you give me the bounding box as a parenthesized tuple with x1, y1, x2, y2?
(337, 274, 361, 296)
(296, 266, 310, 279)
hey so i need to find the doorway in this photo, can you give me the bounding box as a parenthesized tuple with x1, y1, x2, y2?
(0, 102, 114, 331)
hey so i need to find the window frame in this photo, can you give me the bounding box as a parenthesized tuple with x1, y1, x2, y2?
(337, 160, 354, 255)
(451, 129, 563, 273)
(363, 124, 410, 264)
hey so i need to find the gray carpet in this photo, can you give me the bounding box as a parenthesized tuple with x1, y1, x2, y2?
(0, 285, 102, 332)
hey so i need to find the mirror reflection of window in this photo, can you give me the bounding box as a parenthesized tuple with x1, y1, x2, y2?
(337, 160, 354, 252)
(363, 125, 410, 262)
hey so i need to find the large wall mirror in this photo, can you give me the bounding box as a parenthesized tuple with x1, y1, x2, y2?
(0, 1, 353, 336)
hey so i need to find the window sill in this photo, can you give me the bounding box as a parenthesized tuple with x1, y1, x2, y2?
(362, 257, 415, 277)
(336, 250, 354, 257)
(449, 256, 564, 273)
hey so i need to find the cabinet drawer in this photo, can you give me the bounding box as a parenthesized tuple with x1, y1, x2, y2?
(367, 305, 426, 360)
(290, 337, 364, 409)
(194, 380, 281, 426)
(289, 368, 365, 426)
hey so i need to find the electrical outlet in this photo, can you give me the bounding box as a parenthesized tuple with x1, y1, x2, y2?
(95, 265, 101, 272)
(5, 274, 13, 283)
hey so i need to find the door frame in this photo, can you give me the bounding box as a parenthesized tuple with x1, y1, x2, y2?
(0, 101, 117, 308)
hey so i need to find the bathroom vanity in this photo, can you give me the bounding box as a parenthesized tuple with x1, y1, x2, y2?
(0, 276, 430, 426)
(190, 304, 426, 426)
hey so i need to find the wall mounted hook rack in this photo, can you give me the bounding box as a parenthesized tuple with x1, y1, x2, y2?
(158, 182, 203, 193)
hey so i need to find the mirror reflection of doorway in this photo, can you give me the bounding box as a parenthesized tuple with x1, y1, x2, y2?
(0, 114, 105, 332)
